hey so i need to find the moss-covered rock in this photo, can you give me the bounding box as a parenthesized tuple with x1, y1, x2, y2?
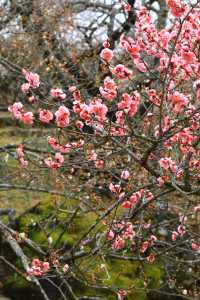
(1, 196, 166, 300)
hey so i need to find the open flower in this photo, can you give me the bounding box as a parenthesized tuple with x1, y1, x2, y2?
(55, 105, 70, 127)
(22, 69, 40, 89)
(50, 88, 66, 100)
(39, 109, 53, 124)
(21, 112, 34, 125)
(28, 259, 49, 276)
(100, 48, 113, 62)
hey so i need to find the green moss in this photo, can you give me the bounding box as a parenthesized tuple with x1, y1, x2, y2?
(19, 213, 41, 231)
(0, 191, 38, 214)
(30, 230, 48, 247)
(5, 274, 29, 289)
(16, 197, 100, 251)
(75, 212, 97, 229)
(6, 196, 165, 299)
(57, 211, 67, 222)
(37, 198, 57, 215)
(144, 261, 164, 288)
(131, 289, 147, 300)
(73, 254, 164, 299)
(0, 127, 23, 145)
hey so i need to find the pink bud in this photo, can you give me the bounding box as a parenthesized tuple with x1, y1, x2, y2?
(121, 170, 130, 180)
(63, 264, 69, 273)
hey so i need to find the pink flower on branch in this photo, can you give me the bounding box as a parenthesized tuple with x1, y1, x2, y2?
(168, 92, 189, 114)
(99, 77, 117, 101)
(117, 289, 127, 300)
(21, 82, 30, 94)
(39, 109, 54, 124)
(89, 99, 108, 122)
(16, 144, 28, 167)
(50, 88, 66, 100)
(21, 112, 34, 125)
(112, 236, 125, 250)
(100, 48, 113, 63)
(191, 242, 200, 251)
(63, 264, 70, 273)
(8, 102, 23, 120)
(167, 0, 187, 18)
(22, 69, 40, 89)
(55, 105, 70, 127)
(121, 170, 130, 180)
(159, 157, 177, 173)
(28, 259, 49, 277)
(44, 152, 64, 169)
(147, 253, 156, 263)
(111, 64, 133, 79)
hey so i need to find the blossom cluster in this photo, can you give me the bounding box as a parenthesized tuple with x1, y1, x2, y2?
(27, 259, 49, 277)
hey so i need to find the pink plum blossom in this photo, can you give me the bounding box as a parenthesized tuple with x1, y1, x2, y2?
(21, 112, 34, 125)
(21, 82, 30, 94)
(8, 102, 23, 119)
(39, 109, 54, 124)
(117, 289, 127, 300)
(63, 264, 69, 273)
(111, 64, 133, 79)
(50, 88, 66, 100)
(22, 69, 40, 89)
(28, 259, 49, 276)
(55, 105, 70, 127)
(121, 170, 130, 180)
(100, 48, 113, 62)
